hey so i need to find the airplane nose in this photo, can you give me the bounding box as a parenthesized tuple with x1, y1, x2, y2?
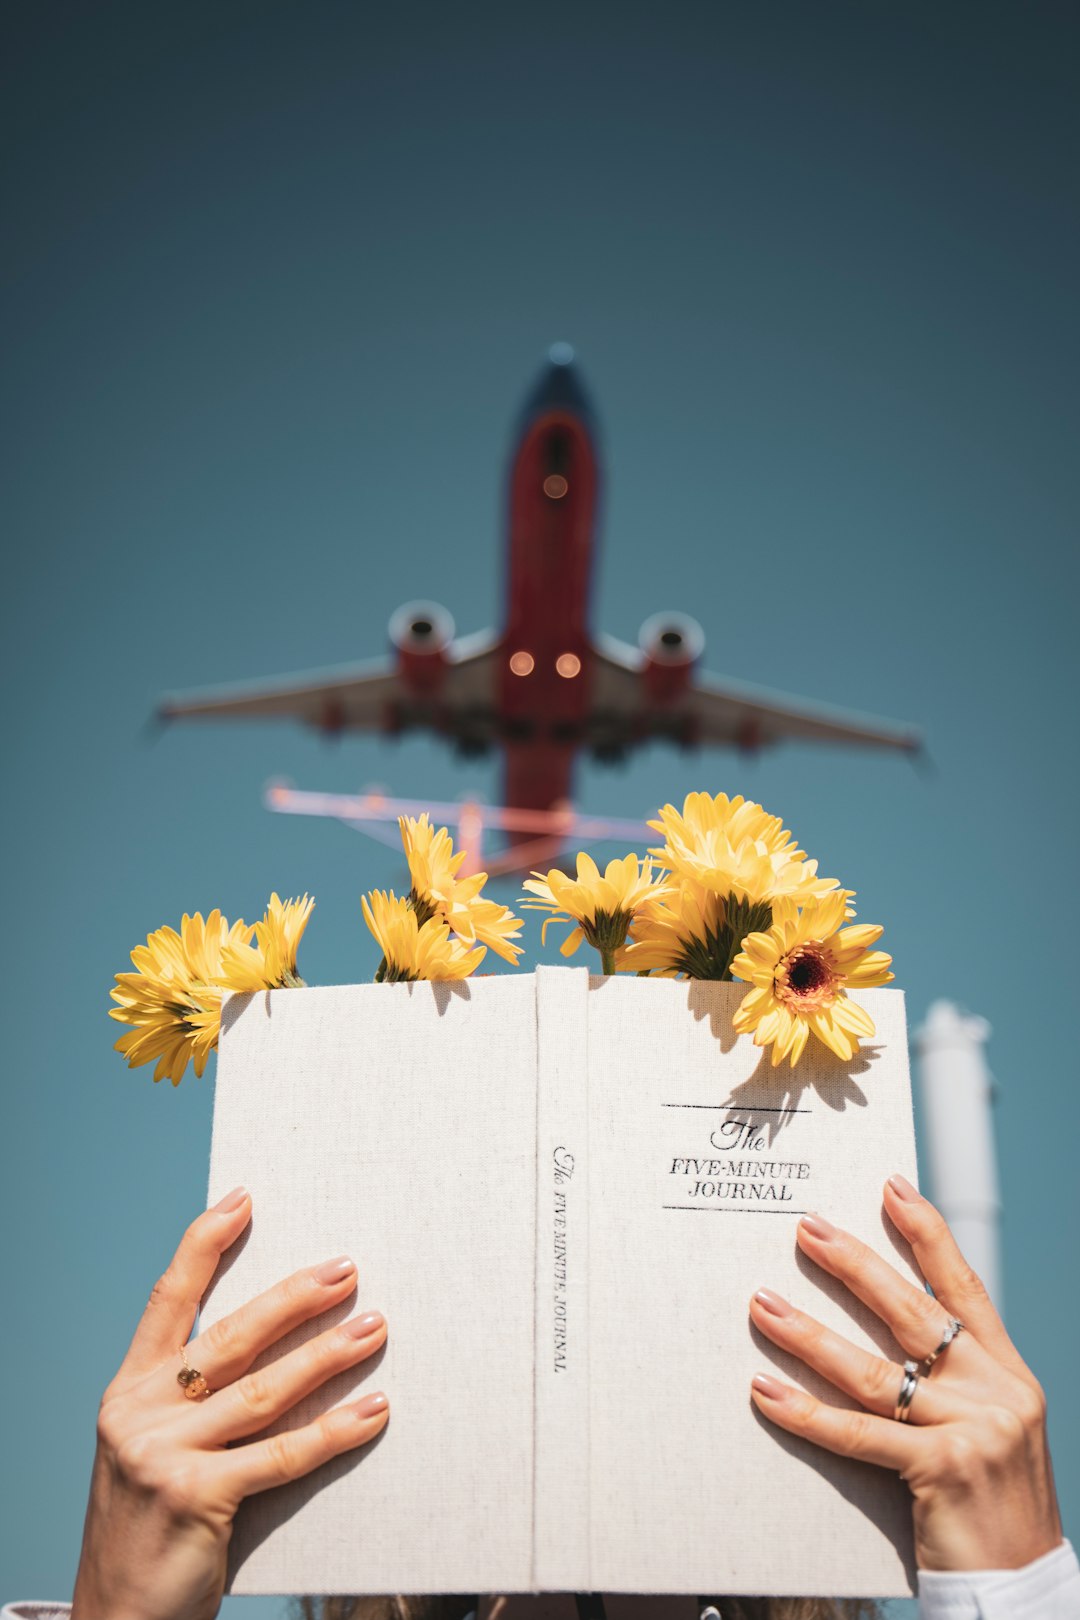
(520, 342, 596, 425)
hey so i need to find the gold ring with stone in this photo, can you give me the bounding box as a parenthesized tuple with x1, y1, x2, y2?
(177, 1343, 212, 1400)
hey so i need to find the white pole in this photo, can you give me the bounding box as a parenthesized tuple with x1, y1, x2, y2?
(913, 1001, 1003, 1313)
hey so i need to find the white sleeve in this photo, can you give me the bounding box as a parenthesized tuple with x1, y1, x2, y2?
(1, 1607, 72, 1619)
(918, 1540, 1080, 1619)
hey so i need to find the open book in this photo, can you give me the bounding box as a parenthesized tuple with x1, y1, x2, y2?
(202, 968, 919, 1598)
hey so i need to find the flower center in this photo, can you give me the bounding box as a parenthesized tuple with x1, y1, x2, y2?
(775, 944, 839, 1012)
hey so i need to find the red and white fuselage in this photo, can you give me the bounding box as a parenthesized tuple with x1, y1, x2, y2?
(499, 349, 601, 819)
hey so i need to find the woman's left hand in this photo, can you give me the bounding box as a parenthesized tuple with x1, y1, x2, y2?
(749, 1174, 1063, 1573)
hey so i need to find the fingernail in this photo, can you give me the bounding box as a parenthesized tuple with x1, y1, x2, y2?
(213, 1186, 249, 1213)
(752, 1373, 787, 1400)
(753, 1289, 792, 1318)
(354, 1390, 388, 1418)
(314, 1255, 356, 1285)
(887, 1173, 920, 1201)
(799, 1213, 837, 1241)
(343, 1310, 385, 1339)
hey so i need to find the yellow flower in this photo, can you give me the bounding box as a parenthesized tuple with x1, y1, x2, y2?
(649, 791, 841, 908)
(109, 910, 254, 1086)
(220, 893, 315, 991)
(361, 889, 486, 981)
(616, 882, 729, 977)
(731, 892, 894, 1067)
(399, 814, 523, 965)
(521, 853, 671, 972)
(400, 813, 465, 899)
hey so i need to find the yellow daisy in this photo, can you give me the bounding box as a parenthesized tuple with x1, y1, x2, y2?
(521, 853, 671, 973)
(651, 792, 802, 859)
(109, 910, 254, 1086)
(361, 889, 486, 982)
(220, 893, 315, 991)
(730, 892, 894, 1067)
(399, 814, 523, 965)
(400, 813, 465, 900)
(616, 882, 729, 977)
(649, 791, 841, 909)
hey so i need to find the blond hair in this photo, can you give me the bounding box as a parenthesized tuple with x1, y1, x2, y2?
(293, 1598, 881, 1620)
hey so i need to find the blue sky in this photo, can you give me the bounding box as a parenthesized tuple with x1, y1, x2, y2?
(3, 4, 1077, 1612)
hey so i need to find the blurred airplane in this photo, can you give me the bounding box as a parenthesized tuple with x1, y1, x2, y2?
(160, 343, 919, 856)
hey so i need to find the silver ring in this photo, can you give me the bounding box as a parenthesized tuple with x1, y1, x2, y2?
(923, 1317, 964, 1372)
(894, 1358, 920, 1422)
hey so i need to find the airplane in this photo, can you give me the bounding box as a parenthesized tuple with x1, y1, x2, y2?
(160, 343, 919, 856)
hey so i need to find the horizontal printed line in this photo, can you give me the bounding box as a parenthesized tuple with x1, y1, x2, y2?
(661, 1103, 812, 1113)
(662, 1205, 808, 1214)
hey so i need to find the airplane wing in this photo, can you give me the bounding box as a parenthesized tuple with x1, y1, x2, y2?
(160, 629, 918, 757)
(589, 635, 921, 757)
(159, 630, 502, 742)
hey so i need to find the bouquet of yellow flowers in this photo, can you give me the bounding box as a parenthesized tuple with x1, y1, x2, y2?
(110, 791, 891, 1085)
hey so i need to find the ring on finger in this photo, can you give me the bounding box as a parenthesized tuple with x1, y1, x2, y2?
(922, 1316, 964, 1374)
(894, 1359, 920, 1423)
(177, 1342, 213, 1400)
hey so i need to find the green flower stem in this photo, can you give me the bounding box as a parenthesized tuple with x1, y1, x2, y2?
(673, 897, 774, 981)
(585, 908, 631, 978)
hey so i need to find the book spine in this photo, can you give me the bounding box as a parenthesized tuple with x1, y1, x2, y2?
(532, 966, 591, 1591)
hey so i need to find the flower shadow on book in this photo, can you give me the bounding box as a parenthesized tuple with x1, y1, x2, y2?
(414, 979, 473, 1016)
(720, 1044, 879, 1146)
(223, 980, 474, 1035)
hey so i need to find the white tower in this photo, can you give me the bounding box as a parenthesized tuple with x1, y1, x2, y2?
(913, 1001, 1002, 1312)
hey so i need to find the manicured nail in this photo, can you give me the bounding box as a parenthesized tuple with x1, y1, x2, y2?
(314, 1255, 356, 1285)
(799, 1213, 837, 1241)
(753, 1289, 792, 1318)
(887, 1173, 920, 1201)
(343, 1310, 385, 1339)
(354, 1390, 388, 1418)
(213, 1186, 249, 1213)
(752, 1373, 787, 1400)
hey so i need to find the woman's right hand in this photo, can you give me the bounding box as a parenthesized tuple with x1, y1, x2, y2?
(71, 1186, 389, 1620)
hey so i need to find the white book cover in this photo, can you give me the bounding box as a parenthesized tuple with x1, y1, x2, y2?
(202, 967, 919, 1599)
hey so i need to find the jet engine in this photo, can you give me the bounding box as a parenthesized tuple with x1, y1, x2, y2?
(389, 601, 455, 694)
(638, 612, 705, 702)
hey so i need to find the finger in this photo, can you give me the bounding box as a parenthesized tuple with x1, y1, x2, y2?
(189, 1310, 388, 1444)
(749, 1290, 969, 1425)
(883, 1176, 1028, 1376)
(219, 1389, 389, 1498)
(750, 1372, 917, 1471)
(119, 1188, 253, 1381)
(796, 1212, 971, 1362)
(184, 1254, 360, 1389)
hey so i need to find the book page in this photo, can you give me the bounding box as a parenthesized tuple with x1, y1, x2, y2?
(577, 973, 919, 1598)
(202, 978, 539, 1596)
